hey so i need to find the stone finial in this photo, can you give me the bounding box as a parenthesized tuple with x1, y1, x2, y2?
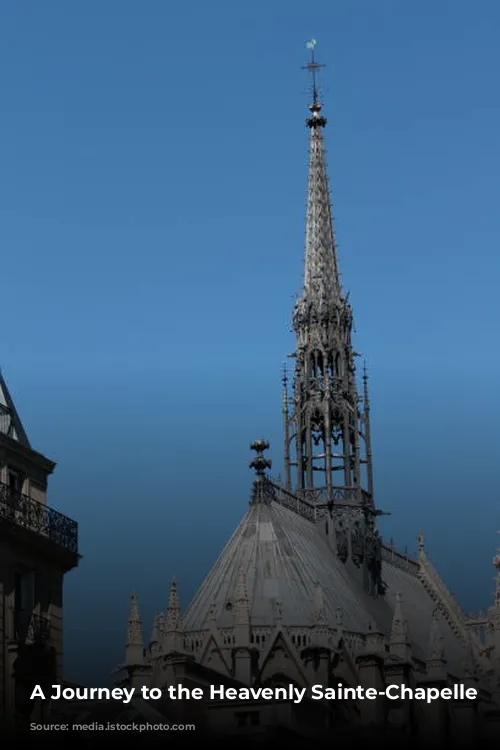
(163, 579, 185, 656)
(165, 578, 181, 632)
(249, 440, 272, 477)
(125, 593, 144, 666)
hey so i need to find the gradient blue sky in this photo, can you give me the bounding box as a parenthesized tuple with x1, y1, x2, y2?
(2, 1, 500, 684)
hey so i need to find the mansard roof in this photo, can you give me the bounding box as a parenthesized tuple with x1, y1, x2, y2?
(0, 371, 31, 447)
(183, 492, 467, 677)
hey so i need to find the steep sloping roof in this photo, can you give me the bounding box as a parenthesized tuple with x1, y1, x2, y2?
(183, 496, 466, 676)
(184, 499, 373, 632)
(377, 559, 465, 674)
(0, 372, 31, 447)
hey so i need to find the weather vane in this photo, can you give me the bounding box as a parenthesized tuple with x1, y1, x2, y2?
(303, 39, 325, 104)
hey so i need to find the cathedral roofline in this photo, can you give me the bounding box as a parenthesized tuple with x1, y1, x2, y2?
(118, 48, 500, 735)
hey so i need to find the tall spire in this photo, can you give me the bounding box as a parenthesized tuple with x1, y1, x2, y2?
(301, 39, 341, 308)
(285, 41, 373, 512)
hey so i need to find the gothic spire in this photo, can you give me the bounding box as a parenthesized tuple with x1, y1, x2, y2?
(163, 578, 184, 654)
(285, 41, 373, 510)
(165, 578, 181, 632)
(301, 40, 341, 307)
(125, 592, 144, 666)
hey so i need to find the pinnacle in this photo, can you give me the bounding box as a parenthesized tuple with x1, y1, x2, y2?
(164, 577, 182, 633)
(126, 592, 143, 650)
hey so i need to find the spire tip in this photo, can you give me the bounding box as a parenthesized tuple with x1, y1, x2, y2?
(302, 39, 326, 124)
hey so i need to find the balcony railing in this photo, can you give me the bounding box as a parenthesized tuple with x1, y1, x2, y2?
(295, 485, 372, 508)
(15, 611, 51, 647)
(0, 481, 78, 555)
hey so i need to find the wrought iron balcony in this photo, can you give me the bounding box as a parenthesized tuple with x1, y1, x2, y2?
(14, 611, 51, 647)
(0, 481, 78, 559)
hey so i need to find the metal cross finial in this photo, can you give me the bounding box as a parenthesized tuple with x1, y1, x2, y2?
(302, 39, 325, 106)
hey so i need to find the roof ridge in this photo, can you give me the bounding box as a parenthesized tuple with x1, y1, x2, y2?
(417, 550, 467, 644)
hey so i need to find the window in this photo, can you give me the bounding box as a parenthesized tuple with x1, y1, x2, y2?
(8, 469, 21, 493)
(14, 570, 35, 612)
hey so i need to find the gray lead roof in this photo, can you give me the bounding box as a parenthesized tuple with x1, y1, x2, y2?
(183, 495, 466, 675)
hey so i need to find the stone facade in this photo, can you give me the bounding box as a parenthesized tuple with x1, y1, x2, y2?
(0, 374, 79, 725)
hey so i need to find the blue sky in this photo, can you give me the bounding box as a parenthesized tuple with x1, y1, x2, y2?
(2, 1, 500, 683)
